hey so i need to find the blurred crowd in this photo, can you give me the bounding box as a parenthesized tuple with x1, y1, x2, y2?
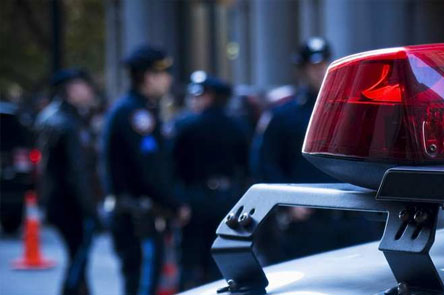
(1, 37, 382, 295)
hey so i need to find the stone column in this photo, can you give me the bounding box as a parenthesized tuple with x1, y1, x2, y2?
(230, 0, 251, 84)
(250, 0, 299, 90)
(105, 0, 123, 101)
(122, 0, 150, 55)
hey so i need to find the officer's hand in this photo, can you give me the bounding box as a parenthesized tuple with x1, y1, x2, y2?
(288, 207, 313, 222)
(177, 205, 191, 227)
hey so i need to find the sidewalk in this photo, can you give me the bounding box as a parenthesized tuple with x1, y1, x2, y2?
(0, 227, 121, 295)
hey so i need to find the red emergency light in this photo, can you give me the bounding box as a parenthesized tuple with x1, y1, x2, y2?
(303, 44, 444, 189)
(29, 149, 42, 165)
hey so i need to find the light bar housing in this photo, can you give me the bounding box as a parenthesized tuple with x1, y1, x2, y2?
(303, 44, 444, 189)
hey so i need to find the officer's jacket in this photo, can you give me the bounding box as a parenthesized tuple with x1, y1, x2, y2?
(172, 106, 249, 188)
(102, 90, 179, 210)
(251, 87, 337, 183)
(36, 100, 96, 222)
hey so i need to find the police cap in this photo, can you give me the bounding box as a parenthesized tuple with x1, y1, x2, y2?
(51, 68, 90, 87)
(292, 37, 331, 66)
(187, 71, 232, 97)
(124, 45, 173, 72)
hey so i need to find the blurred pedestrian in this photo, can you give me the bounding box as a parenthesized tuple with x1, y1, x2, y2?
(171, 71, 249, 289)
(251, 37, 382, 263)
(252, 37, 333, 183)
(101, 45, 190, 295)
(227, 85, 264, 144)
(251, 37, 334, 263)
(36, 69, 98, 295)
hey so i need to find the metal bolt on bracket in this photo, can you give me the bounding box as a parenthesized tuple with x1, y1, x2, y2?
(397, 282, 410, 295)
(227, 279, 238, 291)
(414, 210, 428, 224)
(238, 212, 252, 227)
(383, 286, 397, 295)
(398, 209, 412, 223)
(216, 279, 238, 294)
(226, 213, 238, 228)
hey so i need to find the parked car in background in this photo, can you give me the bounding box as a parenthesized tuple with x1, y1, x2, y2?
(0, 101, 39, 233)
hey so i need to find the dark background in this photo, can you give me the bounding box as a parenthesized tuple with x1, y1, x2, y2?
(1, 0, 443, 106)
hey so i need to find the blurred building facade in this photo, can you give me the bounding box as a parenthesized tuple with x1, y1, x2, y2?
(104, 0, 444, 100)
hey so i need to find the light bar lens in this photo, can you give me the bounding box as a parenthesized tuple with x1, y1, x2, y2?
(303, 44, 444, 163)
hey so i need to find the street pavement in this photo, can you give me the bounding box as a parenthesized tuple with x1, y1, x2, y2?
(0, 226, 121, 295)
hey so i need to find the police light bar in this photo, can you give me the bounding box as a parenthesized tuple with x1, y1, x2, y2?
(303, 44, 444, 189)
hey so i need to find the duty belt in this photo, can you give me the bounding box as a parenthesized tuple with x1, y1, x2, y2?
(113, 194, 173, 218)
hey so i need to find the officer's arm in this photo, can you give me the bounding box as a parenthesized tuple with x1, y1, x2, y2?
(170, 122, 189, 183)
(234, 123, 250, 181)
(258, 113, 290, 183)
(287, 117, 308, 181)
(63, 124, 96, 218)
(101, 112, 117, 196)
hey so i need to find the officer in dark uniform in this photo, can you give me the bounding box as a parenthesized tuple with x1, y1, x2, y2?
(36, 69, 98, 295)
(102, 45, 190, 295)
(252, 37, 382, 263)
(252, 37, 332, 183)
(171, 71, 249, 289)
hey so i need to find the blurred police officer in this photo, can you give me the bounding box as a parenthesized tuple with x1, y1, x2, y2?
(250, 37, 339, 263)
(102, 45, 189, 295)
(36, 69, 98, 295)
(252, 38, 382, 262)
(172, 71, 249, 289)
(252, 37, 332, 183)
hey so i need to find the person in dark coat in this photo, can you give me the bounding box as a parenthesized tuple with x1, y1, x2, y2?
(171, 71, 249, 289)
(101, 45, 190, 295)
(252, 37, 382, 263)
(36, 69, 98, 295)
(252, 37, 333, 184)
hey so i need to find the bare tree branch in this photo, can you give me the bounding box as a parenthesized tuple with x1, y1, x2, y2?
(15, 0, 50, 50)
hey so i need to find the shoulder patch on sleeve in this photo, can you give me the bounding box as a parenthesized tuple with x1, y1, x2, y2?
(130, 109, 156, 135)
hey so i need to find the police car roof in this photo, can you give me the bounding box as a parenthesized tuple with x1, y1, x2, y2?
(178, 229, 444, 295)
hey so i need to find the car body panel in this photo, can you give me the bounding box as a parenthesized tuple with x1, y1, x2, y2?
(179, 229, 444, 295)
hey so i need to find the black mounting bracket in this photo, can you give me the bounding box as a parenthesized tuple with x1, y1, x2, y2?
(211, 166, 444, 295)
